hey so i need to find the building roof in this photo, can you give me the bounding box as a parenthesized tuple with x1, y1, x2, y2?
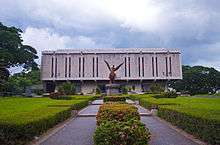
(42, 48, 180, 54)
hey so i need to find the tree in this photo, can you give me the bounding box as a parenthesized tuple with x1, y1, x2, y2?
(0, 22, 38, 82)
(169, 65, 220, 95)
(2, 69, 41, 94)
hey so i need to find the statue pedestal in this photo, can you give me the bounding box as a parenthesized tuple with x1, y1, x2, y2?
(106, 84, 121, 95)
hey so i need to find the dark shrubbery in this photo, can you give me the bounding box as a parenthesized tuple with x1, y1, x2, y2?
(149, 83, 164, 93)
(153, 91, 178, 99)
(96, 103, 139, 125)
(94, 103, 150, 145)
(58, 82, 75, 95)
(49, 92, 71, 100)
(103, 96, 126, 102)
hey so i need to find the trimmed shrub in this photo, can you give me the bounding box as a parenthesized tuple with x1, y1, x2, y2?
(153, 91, 178, 99)
(96, 103, 140, 125)
(49, 92, 71, 100)
(94, 119, 150, 145)
(158, 108, 220, 145)
(103, 96, 126, 102)
(149, 83, 164, 93)
(0, 108, 71, 145)
(0, 98, 94, 145)
(139, 98, 220, 145)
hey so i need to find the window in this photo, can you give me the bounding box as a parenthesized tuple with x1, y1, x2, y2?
(79, 57, 81, 77)
(156, 57, 158, 77)
(124, 57, 127, 77)
(96, 57, 98, 77)
(142, 57, 144, 77)
(65, 57, 67, 77)
(92, 57, 95, 77)
(152, 57, 154, 77)
(51, 57, 54, 77)
(69, 57, 71, 77)
(128, 57, 131, 77)
(138, 57, 141, 77)
(165, 57, 168, 76)
(169, 57, 172, 76)
(82, 57, 85, 77)
(55, 57, 57, 77)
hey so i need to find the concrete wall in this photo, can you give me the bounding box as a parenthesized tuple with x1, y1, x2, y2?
(41, 48, 182, 81)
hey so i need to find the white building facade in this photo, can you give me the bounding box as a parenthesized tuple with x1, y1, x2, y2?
(41, 48, 182, 94)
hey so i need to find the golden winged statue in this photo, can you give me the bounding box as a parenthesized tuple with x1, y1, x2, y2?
(104, 60, 124, 84)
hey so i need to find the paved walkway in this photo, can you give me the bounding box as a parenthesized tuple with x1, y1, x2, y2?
(141, 116, 198, 145)
(35, 99, 201, 145)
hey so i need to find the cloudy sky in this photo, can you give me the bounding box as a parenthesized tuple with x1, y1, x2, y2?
(1, 0, 220, 70)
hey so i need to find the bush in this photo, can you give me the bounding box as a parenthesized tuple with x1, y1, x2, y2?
(139, 98, 220, 145)
(58, 82, 75, 95)
(158, 108, 220, 145)
(120, 86, 128, 94)
(94, 119, 150, 145)
(103, 96, 126, 102)
(153, 91, 178, 99)
(149, 83, 164, 93)
(49, 92, 71, 100)
(96, 103, 140, 125)
(96, 87, 101, 95)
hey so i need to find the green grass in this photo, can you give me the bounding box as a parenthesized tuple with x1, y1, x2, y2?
(130, 94, 220, 121)
(0, 95, 95, 124)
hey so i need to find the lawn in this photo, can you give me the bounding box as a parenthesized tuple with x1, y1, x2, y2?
(0, 95, 95, 124)
(129, 94, 220, 144)
(0, 95, 97, 145)
(130, 94, 220, 121)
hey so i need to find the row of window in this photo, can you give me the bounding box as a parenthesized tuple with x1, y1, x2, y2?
(51, 56, 172, 78)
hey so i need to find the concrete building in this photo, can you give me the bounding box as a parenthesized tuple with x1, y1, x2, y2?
(41, 48, 182, 94)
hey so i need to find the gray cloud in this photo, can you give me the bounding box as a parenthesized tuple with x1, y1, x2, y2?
(0, 0, 220, 70)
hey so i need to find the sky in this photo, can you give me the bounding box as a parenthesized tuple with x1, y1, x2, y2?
(0, 0, 220, 71)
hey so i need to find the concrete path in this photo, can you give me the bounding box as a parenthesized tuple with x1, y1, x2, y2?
(35, 99, 202, 145)
(38, 103, 100, 145)
(141, 116, 199, 145)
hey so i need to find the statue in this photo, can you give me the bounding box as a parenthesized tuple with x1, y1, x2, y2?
(104, 60, 124, 84)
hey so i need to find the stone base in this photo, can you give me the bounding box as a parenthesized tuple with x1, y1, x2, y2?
(106, 84, 121, 96)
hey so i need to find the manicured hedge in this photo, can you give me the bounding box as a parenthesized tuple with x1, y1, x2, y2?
(139, 98, 220, 145)
(153, 92, 178, 99)
(0, 108, 71, 145)
(94, 103, 150, 145)
(0, 98, 93, 145)
(94, 119, 150, 145)
(103, 96, 126, 102)
(158, 108, 220, 145)
(96, 103, 140, 125)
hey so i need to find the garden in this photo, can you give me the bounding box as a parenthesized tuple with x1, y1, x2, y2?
(0, 95, 97, 145)
(129, 94, 220, 145)
(94, 96, 150, 145)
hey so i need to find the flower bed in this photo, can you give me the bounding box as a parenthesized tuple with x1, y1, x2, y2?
(94, 103, 150, 145)
(96, 103, 140, 125)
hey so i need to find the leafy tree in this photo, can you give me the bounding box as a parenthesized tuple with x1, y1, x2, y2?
(169, 65, 220, 95)
(2, 69, 41, 94)
(0, 22, 38, 82)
